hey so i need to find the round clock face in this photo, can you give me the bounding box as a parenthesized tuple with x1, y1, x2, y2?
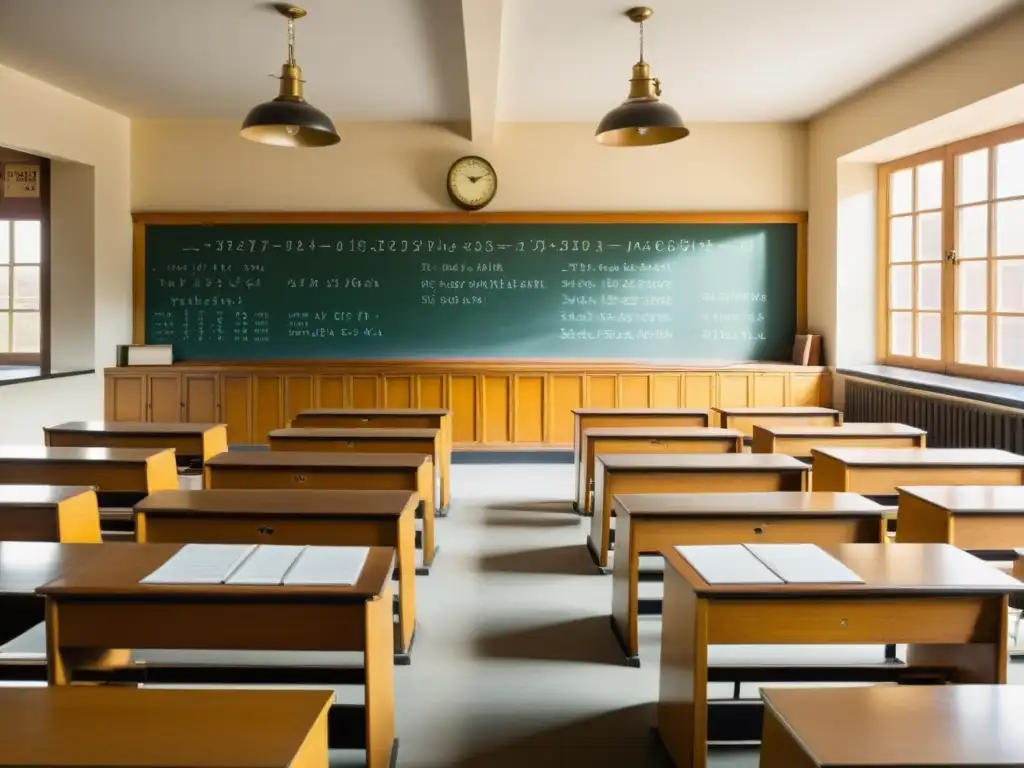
(447, 156, 497, 211)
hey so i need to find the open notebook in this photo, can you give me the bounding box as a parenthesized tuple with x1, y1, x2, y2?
(140, 544, 370, 587)
(675, 543, 864, 585)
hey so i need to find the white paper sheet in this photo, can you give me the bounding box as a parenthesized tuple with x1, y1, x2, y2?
(282, 546, 370, 586)
(224, 545, 307, 585)
(745, 544, 864, 584)
(140, 544, 257, 585)
(675, 544, 783, 585)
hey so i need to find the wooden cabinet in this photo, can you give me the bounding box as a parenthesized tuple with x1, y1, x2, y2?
(104, 363, 832, 447)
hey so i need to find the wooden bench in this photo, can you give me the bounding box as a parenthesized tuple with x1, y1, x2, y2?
(752, 422, 925, 457)
(0, 687, 333, 768)
(579, 427, 743, 516)
(610, 492, 887, 665)
(134, 488, 419, 661)
(205, 450, 437, 572)
(760, 685, 1024, 768)
(589, 453, 810, 570)
(712, 406, 842, 437)
(812, 447, 1024, 496)
(656, 542, 1023, 768)
(291, 408, 452, 513)
(43, 421, 228, 472)
(571, 409, 710, 512)
(0, 486, 100, 543)
(37, 542, 398, 766)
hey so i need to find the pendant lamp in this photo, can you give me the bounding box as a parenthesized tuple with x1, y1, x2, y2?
(240, 4, 340, 148)
(595, 7, 689, 147)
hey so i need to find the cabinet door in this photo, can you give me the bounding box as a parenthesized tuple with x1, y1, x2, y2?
(220, 374, 253, 445)
(105, 375, 146, 421)
(183, 374, 218, 422)
(789, 373, 822, 406)
(716, 373, 752, 407)
(147, 374, 182, 422)
(752, 373, 787, 407)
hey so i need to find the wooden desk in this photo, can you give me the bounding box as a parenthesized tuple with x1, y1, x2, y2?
(292, 408, 452, 513)
(37, 542, 397, 768)
(657, 543, 1022, 768)
(760, 685, 1024, 767)
(611, 492, 886, 665)
(135, 488, 419, 660)
(205, 451, 437, 571)
(270, 427, 443, 515)
(579, 427, 743, 516)
(0, 485, 101, 543)
(896, 485, 1024, 551)
(752, 422, 925, 456)
(572, 409, 710, 513)
(589, 454, 809, 570)
(712, 406, 842, 437)
(812, 448, 1024, 495)
(44, 421, 228, 470)
(0, 687, 333, 768)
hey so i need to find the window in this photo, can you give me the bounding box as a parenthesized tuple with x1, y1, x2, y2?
(0, 219, 43, 363)
(880, 124, 1024, 383)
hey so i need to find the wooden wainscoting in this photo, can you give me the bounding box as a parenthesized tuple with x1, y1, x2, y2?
(104, 362, 831, 447)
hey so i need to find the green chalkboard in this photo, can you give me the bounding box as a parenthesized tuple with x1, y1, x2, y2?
(142, 218, 800, 361)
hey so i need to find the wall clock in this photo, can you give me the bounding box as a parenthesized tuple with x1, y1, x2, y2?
(446, 155, 497, 211)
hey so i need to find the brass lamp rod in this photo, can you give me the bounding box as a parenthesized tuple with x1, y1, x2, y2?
(274, 4, 307, 99)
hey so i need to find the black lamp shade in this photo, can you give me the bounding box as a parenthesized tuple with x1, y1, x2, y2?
(595, 99, 689, 147)
(240, 97, 340, 148)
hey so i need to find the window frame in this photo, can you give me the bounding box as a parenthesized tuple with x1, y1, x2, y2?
(877, 123, 1024, 385)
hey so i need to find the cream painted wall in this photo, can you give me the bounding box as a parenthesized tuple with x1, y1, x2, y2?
(808, 7, 1024, 367)
(0, 64, 131, 443)
(132, 121, 808, 212)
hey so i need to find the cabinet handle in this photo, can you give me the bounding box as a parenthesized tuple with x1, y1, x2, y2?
(257, 525, 275, 536)
(753, 526, 765, 535)
(293, 474, 308, 484)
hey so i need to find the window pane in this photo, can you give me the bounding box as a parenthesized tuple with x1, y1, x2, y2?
(996, 259, 1024, 313)
(996, 200, 1024, 256)
(890, 312, 912, 356)
(996, 138, 1024, 199)
(958, 148, 989, 204)
(917, 312, 941, 359)
(0, 222, 8, 264)
(0, 313, 8, 352)
(916, 161, 943, 210)
(889, 216, 913, 262)
(890, 265, 912, 309)
(917, 263, 942, 310)
(11, 311, 39, 353)
(996, 315, 1024, 369)
(890, 168, 913, 215)
(957, 314, 988, 365)
(0, 270, 7, 311)
(957, 259, 988, 311)
(12, 266, 39, 310)
(917, 213, 942, 261)
(957, 204, 988, 260)
(12, 221, 40, 264)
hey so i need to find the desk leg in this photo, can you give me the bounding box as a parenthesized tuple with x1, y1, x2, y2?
(610, 513, 640, 666)
(365, 586, 397, 768)
(44, 599, 131, 685)
(905, 595, 1009, 683)
(419, 465, 437, 569)
(657, 568, 709, 768)
(395, 510, 417, 658)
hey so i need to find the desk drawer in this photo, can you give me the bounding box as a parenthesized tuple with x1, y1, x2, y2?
(272, 439, 434, 454)
(142, 515, 398, 546)
(206, 468, 417, 491)
(592, 438, 737, 455)
(845, 466, 1023, 495)
(636, 517, 883, 550)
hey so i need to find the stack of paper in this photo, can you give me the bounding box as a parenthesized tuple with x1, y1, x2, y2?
(675, 543, 864, 585)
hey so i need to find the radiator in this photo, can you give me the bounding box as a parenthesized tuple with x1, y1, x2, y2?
(844, 378, 1024, 455)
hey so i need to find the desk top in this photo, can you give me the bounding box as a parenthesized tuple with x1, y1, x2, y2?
(297, 408, 448, 417)
(662, 542, 1023, 597)
(136, 489, 418, 517)
(0, 485, 96, 507)
(762, 685, 1024, 766)
(206, 450, 430, 469)
(583, 427, 742, 439)
(0, 541, 105, 596)
(811, 447, 1024, 466)
(573, 408, 709, 416)
(269, 427, 439, 440)
(36, 542, 394, 600)
(755, 422, 924, 437)
(614, 492, 884, 518)
(0, 446, 175, 464)
(597, 453, 809, 472)
(44, 421, 223, 435)
(0, 687, 333, 768)
(898, 485, 1024, 513)
(712, 406, 840, 416)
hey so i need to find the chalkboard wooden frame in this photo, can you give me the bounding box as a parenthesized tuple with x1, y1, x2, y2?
(131, 210, 807, 359)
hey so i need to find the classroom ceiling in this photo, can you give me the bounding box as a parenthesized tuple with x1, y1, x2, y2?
(0, 0, 1018, 137)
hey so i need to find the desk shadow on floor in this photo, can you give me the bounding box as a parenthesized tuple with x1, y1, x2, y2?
(478, 544, 597, 575)
(471, 615, 623, 665)
(484, 514, 581, 528)
(445, 704, 670, 768)
(483, 500, 575, 514)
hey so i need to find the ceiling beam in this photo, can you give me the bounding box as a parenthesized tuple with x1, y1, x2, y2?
(460, 0, 504, 145)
